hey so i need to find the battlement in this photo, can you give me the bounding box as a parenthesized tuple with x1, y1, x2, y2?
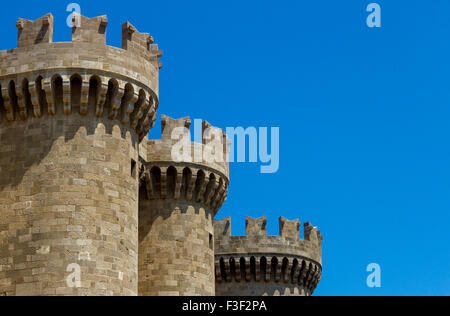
(122, 22, 162, 65)
(140, 116, 229, 214)
(72, 14, 108, 44)
(11, 13, 162, 67)
(0, 13, 161, 140)
(215, 216, 323, 256)
(16, 14, 53, 48)
(214, 216, 323, 295)
(147, 115, 230, 176)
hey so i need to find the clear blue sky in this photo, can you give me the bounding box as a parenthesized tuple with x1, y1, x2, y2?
(1, 0, 449, 296)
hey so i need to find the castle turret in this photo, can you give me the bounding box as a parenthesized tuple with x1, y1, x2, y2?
(214, 216, 323, 296)
(138, 115, 229, 296)
(0, 14, 161, 296)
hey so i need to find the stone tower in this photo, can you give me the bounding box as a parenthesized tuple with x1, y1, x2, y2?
(0, 12, 323, 297)
(214, 216, 323, 296)
(0, 13, 161, 296)
(138, 115, 229, 296)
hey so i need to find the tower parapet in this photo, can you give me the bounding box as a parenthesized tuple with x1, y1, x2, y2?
(138, 115, 229, 296)
(0, 14, 161, 296)
(0, 13, 161, 140)
(214, 216, 323, 296)
(146, 115, 229, 176)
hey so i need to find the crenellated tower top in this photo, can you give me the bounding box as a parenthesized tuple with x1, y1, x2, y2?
(138, 116, 231, 295)
(0, 13, 162, 140)
(141, 115, 230, 214)
(214, 216, 323, 296)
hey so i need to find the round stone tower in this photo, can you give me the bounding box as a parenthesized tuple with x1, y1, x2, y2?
(0, 13, 161, 296)
(214, 216, 323, 296)
(138, 115, 229, 296)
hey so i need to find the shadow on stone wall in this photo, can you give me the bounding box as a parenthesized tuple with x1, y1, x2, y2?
(0, 112, 139, 191)
(137, 191, 215, 244)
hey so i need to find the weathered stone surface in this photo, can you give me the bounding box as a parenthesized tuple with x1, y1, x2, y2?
(138, 199, 215, 296)
(139, 116, 230, 296)
(0, 13, 160, 296)
(0, 113, 141, 296)
(214, 217, 323, 297)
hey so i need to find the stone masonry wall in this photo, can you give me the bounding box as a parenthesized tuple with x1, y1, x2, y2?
(0, 113, 140, 296)
(138, 199, 215, 296)
(0, 13, 161, 296)
(138, 115, 229, 296)
(214, 281, 311, 297)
